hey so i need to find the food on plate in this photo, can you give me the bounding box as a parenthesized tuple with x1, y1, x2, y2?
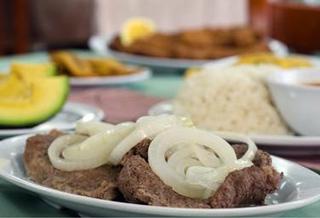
(185, 53, 313, 78)
(24, 130, 119, 199)
(24, 115, 281, 208)
(236, 53, 312, 68)
(120, 17, 155, 46)
(50, 51, 136, 77)
(109, 25, 269, 60)
(11, 63, 57, 77)
(174, 66, 290, 135)
(0, 64, 69, 127)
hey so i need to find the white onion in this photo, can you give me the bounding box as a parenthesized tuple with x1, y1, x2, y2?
(63, 122, 135, 161)
(47, 115, 257, 200)
(48, 122, 135, 171)
(109, 115, 192, 165)
(214, 131, 257, 161)
(48, 115, 191, 170)
(48, 134, 108, 171)
(76, 121, 114, 136)
(148, 127, 255, 199)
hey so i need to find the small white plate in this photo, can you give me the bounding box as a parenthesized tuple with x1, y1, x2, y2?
(70, 67, 151, 86)
(0, 102, 104, 138)
(148, 101, 320, 148)
(0, 134, 319, 217)
(89, 35, 289, 69)
(0, 58, 151, 87)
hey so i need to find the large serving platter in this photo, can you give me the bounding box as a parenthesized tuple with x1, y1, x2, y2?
(0, 134, 319, 217)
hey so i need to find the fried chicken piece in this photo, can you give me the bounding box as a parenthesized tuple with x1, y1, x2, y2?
(126, 33, 174, 58)
(178, 29, 215, 48)
(109, 27, 270, 60)
(24, 131, 120, 200)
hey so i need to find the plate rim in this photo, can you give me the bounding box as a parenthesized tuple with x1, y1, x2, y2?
(0, 102, 104, 137)
(0, 134, 320, 217)
(148, 101, 320, 147)
(70, 67, 152, 86)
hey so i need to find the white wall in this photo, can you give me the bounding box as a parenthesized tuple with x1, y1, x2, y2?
(95, 0, 248, 36)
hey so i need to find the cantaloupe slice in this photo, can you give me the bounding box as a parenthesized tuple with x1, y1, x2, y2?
(0, 75, 69, 127)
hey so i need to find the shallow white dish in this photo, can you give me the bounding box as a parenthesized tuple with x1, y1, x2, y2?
(267, 69, 320, 136)
(70, 67, 151, 86)
(0, 102, 104, 138)
(0, 134, 319, 217)
(89, 36, 289, 69)
(148, 101, 320, 148)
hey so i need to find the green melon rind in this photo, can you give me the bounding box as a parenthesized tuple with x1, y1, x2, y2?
(0, 77, 69, 127)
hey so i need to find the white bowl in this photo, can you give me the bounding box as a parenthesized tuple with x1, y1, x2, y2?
(267, 68, 320, 136)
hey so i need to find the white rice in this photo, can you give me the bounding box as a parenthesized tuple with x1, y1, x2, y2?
(174, 65, 290, 135)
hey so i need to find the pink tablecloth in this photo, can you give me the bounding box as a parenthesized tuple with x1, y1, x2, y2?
(69, 88, 163, 124)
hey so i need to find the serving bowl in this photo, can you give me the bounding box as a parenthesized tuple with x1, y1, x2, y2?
(267, 68, 320, 136)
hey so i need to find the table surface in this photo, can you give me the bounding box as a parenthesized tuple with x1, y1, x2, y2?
(0, 50, 319, 217)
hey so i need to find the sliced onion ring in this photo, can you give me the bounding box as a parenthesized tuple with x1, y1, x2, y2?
(148, 127, 245, 199)
(48, 134, 108, 171)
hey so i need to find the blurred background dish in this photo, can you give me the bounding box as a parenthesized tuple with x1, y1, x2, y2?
(108, 26, 270, 60)
(202, 53, 320, 70)
(0, 51, 152, 86)
(90, 35, 289, 70)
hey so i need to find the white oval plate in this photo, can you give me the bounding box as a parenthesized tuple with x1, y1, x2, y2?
(70, 67, 151, 86)
(0, 134, 319, 217)
(148, 101, 320, 148)
(89, 35, 289, 69)
(0, 102, 104, 138)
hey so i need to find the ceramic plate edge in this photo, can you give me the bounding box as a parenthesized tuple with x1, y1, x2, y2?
(148, 101, 320, 147)
(70, 67, 151, 86)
